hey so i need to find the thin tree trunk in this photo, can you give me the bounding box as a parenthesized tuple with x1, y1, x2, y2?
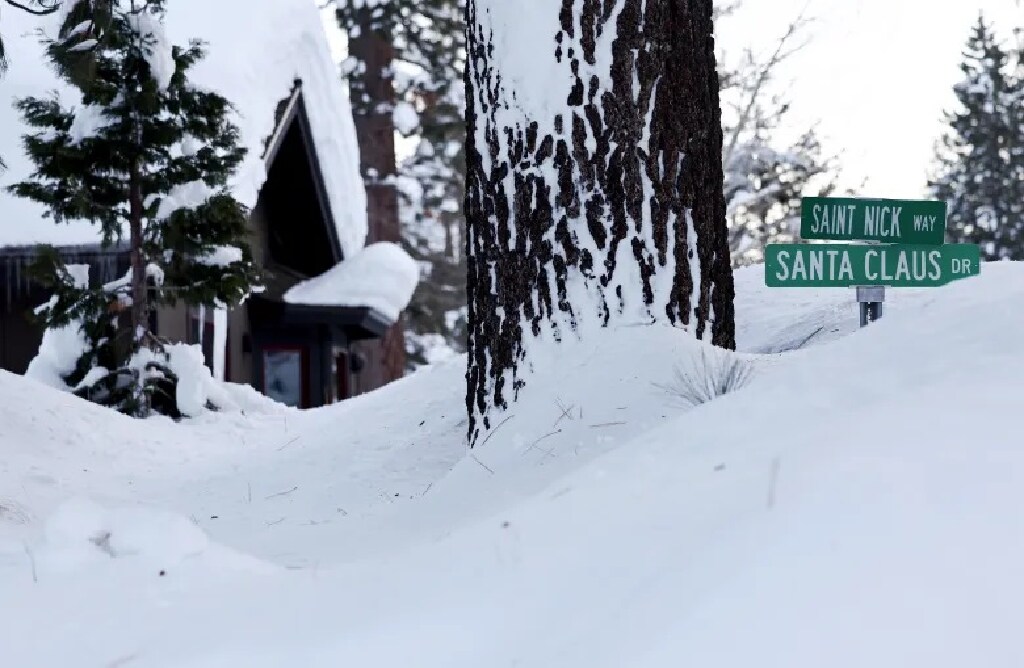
(128, 165, 147, 341)
(127, 161, 149, 413)
(349, 10, 406, 385)
(465, 0, 734, 444)
(127, 0, 147, 358)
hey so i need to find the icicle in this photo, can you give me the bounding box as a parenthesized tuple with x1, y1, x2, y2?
(197, 305, 205, 345)
(212, 307, 228, 382)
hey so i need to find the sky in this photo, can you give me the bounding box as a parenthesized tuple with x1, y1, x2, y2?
(321, 0, 1023, 198)
(718, 0, 1023, 197)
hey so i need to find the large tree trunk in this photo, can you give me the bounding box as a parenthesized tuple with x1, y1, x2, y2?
(465, 0, 735, 443)
(348, 11, 407, 388)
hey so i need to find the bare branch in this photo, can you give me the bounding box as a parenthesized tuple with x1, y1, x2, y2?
(722, 4, 815, 165)
(3, 0, 61, 16)
(264, 486, 299, 500)
(470, 454, 495, 475)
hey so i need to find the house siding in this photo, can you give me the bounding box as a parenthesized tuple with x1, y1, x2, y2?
(155, 303, 252, 386)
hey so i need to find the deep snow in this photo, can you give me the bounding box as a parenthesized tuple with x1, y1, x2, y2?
(2, 263, 1023, 666)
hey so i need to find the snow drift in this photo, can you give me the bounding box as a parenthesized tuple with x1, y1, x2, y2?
(3, 263, 1024, 667)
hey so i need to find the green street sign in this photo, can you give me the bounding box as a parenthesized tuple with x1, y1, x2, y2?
(801, 197, 947, 245)
(765, 243, 980, 288)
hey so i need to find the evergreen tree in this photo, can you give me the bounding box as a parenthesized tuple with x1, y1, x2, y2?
(930, 16, 1024, 260)
(336, 0, 467, 369)
(465, 0, 734, 443)
(10, 0, 258, 416)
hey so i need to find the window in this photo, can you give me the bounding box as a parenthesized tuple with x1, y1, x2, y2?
(262, 346, 307, 408)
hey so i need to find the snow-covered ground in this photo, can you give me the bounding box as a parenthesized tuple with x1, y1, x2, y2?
(3, 264, 1023, 667)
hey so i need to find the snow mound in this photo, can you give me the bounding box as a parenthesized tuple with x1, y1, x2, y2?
(216, 380, 295, 416)
(39, 497, 211, 572)
(284, 242, 419, 322)
(5, 264, 1024, 667)
(165, 342, 291, 417)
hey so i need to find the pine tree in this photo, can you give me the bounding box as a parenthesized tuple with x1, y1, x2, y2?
(336, 0, 467, 369)
(931, 15, 1024, 260)
(465, 0, 734, 443)
(10, 0, 258, 416)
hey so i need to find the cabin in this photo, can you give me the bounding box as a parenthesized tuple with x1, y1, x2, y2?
(152, 81, 407, 408)
(0, 0, 415, 408)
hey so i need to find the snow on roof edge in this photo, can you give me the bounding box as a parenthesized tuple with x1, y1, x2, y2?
(283, 242, 419, 323)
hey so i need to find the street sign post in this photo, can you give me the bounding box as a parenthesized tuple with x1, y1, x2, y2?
(856, 286, 885, 327)
(801, 197, 947, 245)
(767, 197, 979, 328)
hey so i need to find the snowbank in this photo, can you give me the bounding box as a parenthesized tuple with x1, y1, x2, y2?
(39, 497, 212, 572)
(284, 242, 419, 322)
(0, 0, 367, 257)
(4, 263, 1024, 667)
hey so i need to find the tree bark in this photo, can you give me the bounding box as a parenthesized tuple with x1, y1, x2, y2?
(465, 0, 735, 444)
(348, 11, 407, 386)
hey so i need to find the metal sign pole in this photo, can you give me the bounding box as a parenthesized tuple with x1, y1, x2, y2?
(856, 285, 885, 327)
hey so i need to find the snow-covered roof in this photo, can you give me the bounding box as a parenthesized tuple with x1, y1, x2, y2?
(283, 242, 419, 323)
(0, 0, 367, 258)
